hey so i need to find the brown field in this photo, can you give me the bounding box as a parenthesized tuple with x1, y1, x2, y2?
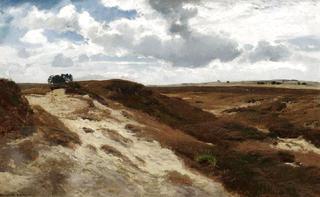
(150, 85, 320, 196)
(2, 79, 319, 196)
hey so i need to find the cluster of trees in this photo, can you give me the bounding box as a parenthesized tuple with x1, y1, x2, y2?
(48, 74, 73, 85)
(271, 81, 282, 85)
(257, 81, 282, 85)
(297, 82, 307, 85)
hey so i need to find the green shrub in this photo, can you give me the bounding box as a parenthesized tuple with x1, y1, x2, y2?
(196, 153, 217, 166)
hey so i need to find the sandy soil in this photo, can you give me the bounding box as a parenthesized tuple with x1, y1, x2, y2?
(0, 89, 231, 197)
(272, 137, 320, 155)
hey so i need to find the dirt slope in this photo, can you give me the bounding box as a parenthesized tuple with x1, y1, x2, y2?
(79, 80, 320, 197)
(1, 88, 231, 196)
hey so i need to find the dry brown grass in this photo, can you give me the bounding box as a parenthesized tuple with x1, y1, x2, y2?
(153, 85, 320, 196)
(21, 79, 320, 196)
(99, 128, 132, 145)
(17, 140, 39, 161)
(83, 127, 95, 133)
(79, 80, 320, 197)
(165, 171, 193, 186)
(86, 144, 97, 153)
(158, 86, 320, 147)
(32, 105, 81, 148)
(19, 83, 51, 95)
(32, 158, 75, 196)
(100, 144, 123, 158)
(0, 79, 34, 138)
(21, 87, 51, 95)
(100, 144, 139, 169)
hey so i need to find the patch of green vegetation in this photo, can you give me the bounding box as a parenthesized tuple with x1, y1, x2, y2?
(243, 129, 265, 139)
(10, 94, 20, 106)
(195, 153, 217, 166)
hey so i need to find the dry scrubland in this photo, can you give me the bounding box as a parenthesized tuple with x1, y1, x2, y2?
(0, 79, 319, 197)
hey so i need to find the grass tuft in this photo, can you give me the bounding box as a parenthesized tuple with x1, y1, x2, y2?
(196, 153, 217, 167)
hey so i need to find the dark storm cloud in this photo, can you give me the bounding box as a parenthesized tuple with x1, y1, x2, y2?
(149, 0, 199, 37)
(142, 0, 241, 67)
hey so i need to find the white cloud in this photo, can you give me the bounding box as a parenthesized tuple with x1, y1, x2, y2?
(0, 0, 319, 83)
(135, 33, 241, 67)
(17, 48, 30, 58)
(20, 29, 48, 44)
(248, 41, 291, 63)
(52, 53, 74, 67)
(101, 0, 150, 12)
(78, 54, 90, 62)
(16, 5, 80, 33)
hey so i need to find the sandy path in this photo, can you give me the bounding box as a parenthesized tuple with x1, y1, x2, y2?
(11, 89, 232, 197)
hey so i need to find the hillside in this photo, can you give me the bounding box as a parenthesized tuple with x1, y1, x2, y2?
(0, 79, 34, 138)
(1, 80, 230, 197)
(1, 79, 319, 197)
(79, 80, 320, 196)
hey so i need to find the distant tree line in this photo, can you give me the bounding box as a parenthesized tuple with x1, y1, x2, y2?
(256, 81, 307, 85)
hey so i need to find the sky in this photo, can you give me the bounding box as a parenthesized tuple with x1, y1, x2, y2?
(0, 0, 319, 84)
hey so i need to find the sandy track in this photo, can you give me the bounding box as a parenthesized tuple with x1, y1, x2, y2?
(0, 89, 233, 197)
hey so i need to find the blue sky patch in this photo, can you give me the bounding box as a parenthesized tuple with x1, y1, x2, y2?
(73, 0, 137, 22)
(0, 0, 61, 9)
(44, 30, 85, 43)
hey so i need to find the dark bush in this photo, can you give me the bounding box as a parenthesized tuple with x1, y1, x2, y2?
(48, 74, 73, 85)
(271, 81, 282, 85)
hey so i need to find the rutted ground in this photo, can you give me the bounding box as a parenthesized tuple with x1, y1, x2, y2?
(0, 89, 231, 196)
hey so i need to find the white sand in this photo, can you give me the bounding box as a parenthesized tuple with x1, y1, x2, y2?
(272, 137, 320, 155)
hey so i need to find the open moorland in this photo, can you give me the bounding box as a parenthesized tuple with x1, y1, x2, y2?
(0, 79, 319, 197)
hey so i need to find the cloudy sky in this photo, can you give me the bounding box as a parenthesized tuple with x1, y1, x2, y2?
(0, 0, 319, 84)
